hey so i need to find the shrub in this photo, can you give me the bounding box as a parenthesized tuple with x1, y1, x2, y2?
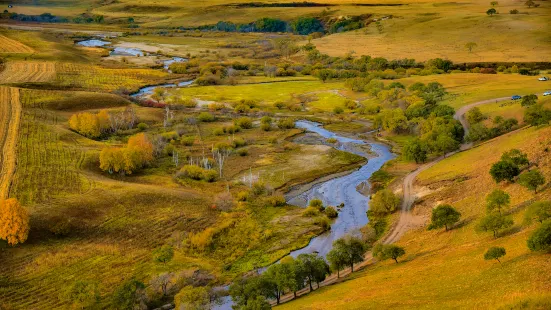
(510, 9, 519, 14)
(179, 165, 205, 180)
(198, 112, 215, 122)
(137, 123, 148, 131)
(237, 191, 249, 201)
(261, 123, 271, 131)
(277, 118, 295, 129)
(309, 199, 324, 211)
(237, 148, 249, 156)
(266, 194, 286, 207)
(333, 106, 344, 114)
(213, 128, 225, 136)
(181, 98, 197, 108)
(315, 217, 331, 231)
(325, 206, 338, 218)
(527, 220, 551, 252)
(235, 117, 253, 129)
(252, 182, 268, 196)
(181, 136, 195, 146)
(202, 170, 218, 182)
(326, 138, 337, 144)
(302, 206, 320, 217)
(232, 138, 247, 148)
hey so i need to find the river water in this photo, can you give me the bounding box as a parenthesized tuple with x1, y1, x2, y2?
(213, 120, 395, 309)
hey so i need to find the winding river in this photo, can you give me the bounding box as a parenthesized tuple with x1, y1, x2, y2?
(214, 120, 395, 309)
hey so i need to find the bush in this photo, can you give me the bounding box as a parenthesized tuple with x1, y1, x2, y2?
(213, 128, 225, 136)
(137, 123, 148, 131)
(237, 148, 249, 156)
(266, 194, 286, 207)
(510, 9, 519, 14)
(235, 117, 253, 129)
(277, 118, 295, 129)
(261, 123, 271, 131)
(232, 138, 247, 148)
(302, 206, 320, 217)
(237, 191, 249, 201)
(527, 220, 551, 252)
(178, 165, 217, 182)
(333, 106, 344, 114)
(326, 138, 337, 144)
(325, 206, 338, 218)
(181, 136, 195, 146)
(309, 199, 324, 211)
(198, 112, 215, 122)
(315, 217, 331, 231)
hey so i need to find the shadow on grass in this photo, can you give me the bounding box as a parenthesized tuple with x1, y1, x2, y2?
(452, 215, 477, 230)
(498, 224, 524, 238)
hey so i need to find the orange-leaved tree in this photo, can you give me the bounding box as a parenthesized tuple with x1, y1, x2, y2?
(0, 198, 30, 246)
(99, 133, 154, 175)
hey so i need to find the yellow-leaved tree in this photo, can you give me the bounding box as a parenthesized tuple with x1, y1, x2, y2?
(0, 198, 30, 246)
(99, 133, 154, 175)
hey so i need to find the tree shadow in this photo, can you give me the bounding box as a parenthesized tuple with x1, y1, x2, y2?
(452, 215, 477, 230)
(498, 224, 523, 238)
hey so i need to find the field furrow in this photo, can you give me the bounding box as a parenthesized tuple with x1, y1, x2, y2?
(0, 62, 56, 84)
(0, 86, 21, 199)
(0, 34, 34, 53)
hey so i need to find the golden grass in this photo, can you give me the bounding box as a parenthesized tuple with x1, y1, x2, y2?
(0, 87, 21, 199)
(0, 34, 34, 54)
(278, 125, 551, 310)
(0, 62, 57, 84)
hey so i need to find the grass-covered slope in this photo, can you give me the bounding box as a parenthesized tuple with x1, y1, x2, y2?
(277, 126, 551, 310)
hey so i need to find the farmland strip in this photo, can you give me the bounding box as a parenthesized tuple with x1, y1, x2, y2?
(0, 86, 21, 199)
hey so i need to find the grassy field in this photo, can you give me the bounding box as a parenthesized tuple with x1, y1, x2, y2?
(0, 86, 21, 199)
(278, 125, 551, 310)
(479, 95, 551, 126)
(396, 73, 551, 109)
(4, 0, 550, 62)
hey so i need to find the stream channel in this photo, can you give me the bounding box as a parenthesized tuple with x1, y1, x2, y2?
(214, 120, 395, 309)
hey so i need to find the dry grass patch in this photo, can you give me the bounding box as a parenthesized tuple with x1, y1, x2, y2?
(0, 34, 34, 54)
(0, 62, 56, 84)
(0, 86, 21, 199)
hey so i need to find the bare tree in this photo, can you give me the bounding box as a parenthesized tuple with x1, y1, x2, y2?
(212, 146, 232, 178)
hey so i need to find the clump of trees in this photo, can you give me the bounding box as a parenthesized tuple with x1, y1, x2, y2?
(0, 198, 30, 246)
(327, 236, 368, 275)
(230, 253, 330, 306)
(527, 220, 551, 252)
(489, 149, 529, 183)
(69, 107, 137, 138)
(99, 133, 154, 175)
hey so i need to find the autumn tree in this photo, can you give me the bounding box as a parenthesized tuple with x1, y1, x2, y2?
(368, 189, 400, 217)
(0, 198, 30, 246)
(100, 133, 154, 175)
(174, 286, 211, 310)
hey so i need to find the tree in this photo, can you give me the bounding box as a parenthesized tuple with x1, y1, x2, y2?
(373, 244, 406, 263)
(525, 0, 535, 8)
(329, 236, 367, 273)
(263, 262, 294, 304)
(501, 149, 529, 168)
(174, 286, 210, 310)
(525, 201, 551, 224)
(486, 8, 497, 16)
(61, 280, 100, 309)
(152, 245, 174, 264)
(369, 189, 400, 217)
(486, 189, 511, 215)
(127, 133, 154, 166)
(403, 139, 428, 163)
(484, 247, 506, 264)
(490, 1, 499, 6)
(428, 204, 461, 231)
(291, 17, 324, 35)
(477, 214, 514, 238)
(521, 94, 538, 107)
(281, 256, 306, 298)
(112, 278, 146, 310)
(489, 160, 520, 183)
(229, 276, 270, 309)
(519, 170, 546, 193)
(466, 107, 486, 125)
(465, 42, 477, 53)
(327, 245, 347, 278)
(527, 220, 551, 252)
(0, 198, 29, 246)
(524, 104, 551, 126)
(297, 253, 329, 291)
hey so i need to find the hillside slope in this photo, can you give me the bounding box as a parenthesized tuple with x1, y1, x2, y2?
(277, 126, 551, 309)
